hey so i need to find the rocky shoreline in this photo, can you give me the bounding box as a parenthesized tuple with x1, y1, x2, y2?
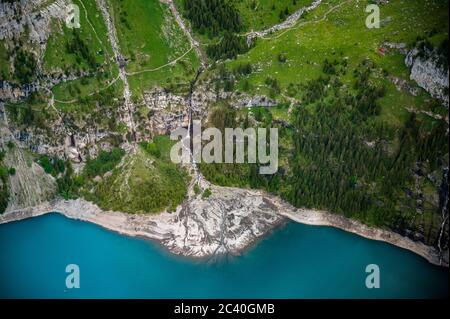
(0, 185, 447, 267)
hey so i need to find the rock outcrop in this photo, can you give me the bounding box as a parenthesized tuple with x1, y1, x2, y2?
(142, 85, 278, 136)
(0, 0, 70, 57)
(246, 0, 322, 43)
(0, 127, 57, 212)
(389, 75, 420, 96)
(0, 72, 89, 102)
(405, 48, 449, 106)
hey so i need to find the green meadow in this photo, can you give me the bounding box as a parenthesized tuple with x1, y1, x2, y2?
(43, 0, 115, 73)
(224, 0, 448, 128)
(110, 0, 200, 97)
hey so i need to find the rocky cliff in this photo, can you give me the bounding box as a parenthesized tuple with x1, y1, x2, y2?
(0, 0, 70, 64)
(405, 47, 449, 106)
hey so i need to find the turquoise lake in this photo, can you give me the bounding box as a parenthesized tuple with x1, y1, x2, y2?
(0, 213, 448, 298)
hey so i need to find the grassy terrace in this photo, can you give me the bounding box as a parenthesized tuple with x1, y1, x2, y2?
(110, 0, 200, 97)
(43, 0, 115, 73)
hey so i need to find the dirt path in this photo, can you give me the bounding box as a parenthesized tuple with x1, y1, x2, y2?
(126, 47, 194, 76)
(96, 0, 137, 143)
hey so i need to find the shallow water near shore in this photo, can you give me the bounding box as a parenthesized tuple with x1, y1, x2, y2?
(0, 213, 447, 298)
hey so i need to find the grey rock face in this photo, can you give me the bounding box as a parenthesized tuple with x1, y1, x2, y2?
(383, 42, 408, 55)
(246, 0, 322, 43)
(0, 72, 89, 101)
(405, 48, 449, 106)
(164, 186, 285, 257)
(0, 0, 70, 54)
(233, 95, 278, 108)
(389, 75, 420, 96)
(141, 86, 278, 137)
(0, 130, 57, 212)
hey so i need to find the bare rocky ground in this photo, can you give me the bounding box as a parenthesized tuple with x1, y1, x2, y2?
(3, 143, 57, 211)
(0, 0, 70, 55)
(0, 117, 57, 211)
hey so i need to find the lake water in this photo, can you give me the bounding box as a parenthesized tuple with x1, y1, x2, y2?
(0, 213, 447, 298)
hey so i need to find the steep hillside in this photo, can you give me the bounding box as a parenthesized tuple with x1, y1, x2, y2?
(0, 0, 195, 214)
(83, 137, 190, 214)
